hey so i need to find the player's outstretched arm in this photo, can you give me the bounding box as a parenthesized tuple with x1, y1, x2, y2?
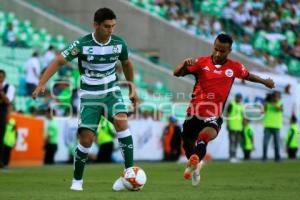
(245, 73, 275, 89)
(173, 58, 195, 77)
(32, 54, 68, 99)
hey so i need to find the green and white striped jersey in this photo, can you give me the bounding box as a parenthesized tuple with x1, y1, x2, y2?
(62, 33, 129, 96)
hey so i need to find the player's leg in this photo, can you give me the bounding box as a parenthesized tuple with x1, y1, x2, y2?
(185, 126, 217, 186)
(111, 113, 134, 191)
(181, 116, 201, 180)
(190, 117, 222, 186)
(108, 90, 133, 169)
(113, 113, 134, 168)
(194, 117, 223, 162)
(107, 91, 134, 191)
(71, 128, 95, 191)
(194, 127, 218, 161)
(71, 98, 101, 191)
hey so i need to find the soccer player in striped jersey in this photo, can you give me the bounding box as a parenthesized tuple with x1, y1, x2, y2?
(174, 33, 275, 186)
(32, 8, 139, 191)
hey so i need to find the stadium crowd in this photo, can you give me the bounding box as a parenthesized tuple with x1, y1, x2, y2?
(133, 0, 300, 75)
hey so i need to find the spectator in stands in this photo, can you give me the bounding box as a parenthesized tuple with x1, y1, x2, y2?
(162, 116, 181, 161)
(0, 69, 15, 168)
(37, 90, 52, 115)
(280, 40, 292, 59)
(2, 23, 17, 47)
(44, 108, 58, 165)
(166, 0, 180, 20)
(290, 37, 300, 59)
(42, 45, 56, 70)
(24, 51, 40, 96)
(273, 57, 288, 75)
(262, 91, 283, 162)
(238, 34, 254, 56)
(185, 16, 197, 34)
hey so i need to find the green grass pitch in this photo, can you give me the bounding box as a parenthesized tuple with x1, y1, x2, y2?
(0, 161, 299, 200)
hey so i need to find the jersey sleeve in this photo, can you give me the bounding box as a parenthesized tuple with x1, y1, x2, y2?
(234, 62, 249, 79)
(119, 40, 129, 61)
(186, 57, 202, 74)
(61, 39, 82, 62)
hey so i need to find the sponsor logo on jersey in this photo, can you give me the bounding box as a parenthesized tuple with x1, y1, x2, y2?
(110, 56, 119, 61)
(225, 69, 234, 77)
(99, 57, 106, 61)
(85, 68, 115, 78)
(87, 47, 93, 54)
(203, 66, 210, 71)
(87, 55, 94, 61)
(204, 116, 217, 123)
(213, 70, 222, 74)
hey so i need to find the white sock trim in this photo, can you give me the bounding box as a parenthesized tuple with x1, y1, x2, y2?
(77, 143, 90, 154)
(116, 129, 131, 139)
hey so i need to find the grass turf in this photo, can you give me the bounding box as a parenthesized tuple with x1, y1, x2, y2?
(0, 161, 299, 200)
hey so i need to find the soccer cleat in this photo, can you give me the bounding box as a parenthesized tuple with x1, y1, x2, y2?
(70, 179, 83, 191)
(112, 177, 126, 191)
(229, 158, 240, 163)
(183, 154, 199, 180)
(192, 160, 204, 186)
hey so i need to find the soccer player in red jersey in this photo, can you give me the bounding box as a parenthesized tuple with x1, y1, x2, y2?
(173, 33, 275, 186)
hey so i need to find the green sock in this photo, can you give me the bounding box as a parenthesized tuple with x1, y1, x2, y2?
(73, 147, 88, 180)
(118, 135, 134, 168)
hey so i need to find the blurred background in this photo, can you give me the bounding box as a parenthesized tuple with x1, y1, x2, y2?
(0, 0, 299, 167)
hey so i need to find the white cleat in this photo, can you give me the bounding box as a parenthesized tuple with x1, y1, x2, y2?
(70, 179, 83, 191)
(229, 158, 240, 163)
(112, 177, 126, 191)
(192, 161, 204, 186)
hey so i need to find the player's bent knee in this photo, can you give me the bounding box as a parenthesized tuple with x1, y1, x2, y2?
(198, 127, 218, 143)
(78, 128, 95, 147)
(113, 115, 129, 131)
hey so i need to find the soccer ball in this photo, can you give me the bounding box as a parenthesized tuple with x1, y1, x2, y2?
(121, 166, 147, 191)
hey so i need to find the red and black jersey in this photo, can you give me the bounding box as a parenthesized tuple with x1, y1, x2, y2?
(186, 56, 249, 118)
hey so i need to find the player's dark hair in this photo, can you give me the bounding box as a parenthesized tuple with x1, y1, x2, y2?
(0, 69, 6, 77)
(216, 33, 233, 48)
(94, 8, 116, 23)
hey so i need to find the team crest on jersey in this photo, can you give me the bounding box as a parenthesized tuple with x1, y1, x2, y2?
(225, 69, 234, 77)
(71, 48, 80, 56)
(112, 45, 119, 54)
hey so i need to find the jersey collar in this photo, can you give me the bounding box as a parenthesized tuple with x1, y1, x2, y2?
(211, 56, 228, 69)
(92, 32, 111, 46)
